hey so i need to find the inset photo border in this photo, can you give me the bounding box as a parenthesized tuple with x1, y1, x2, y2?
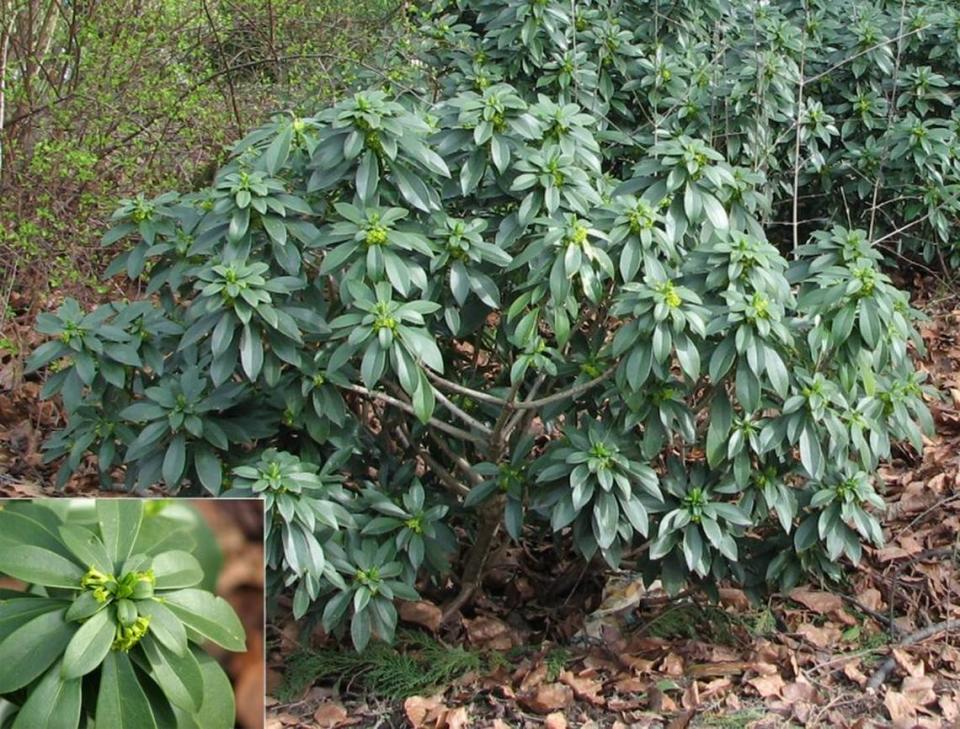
(0, 498, 265, 729)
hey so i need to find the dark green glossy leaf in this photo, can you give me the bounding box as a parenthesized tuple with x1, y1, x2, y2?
(0, 545, 84, 588)
(97, 500, 144, 569)
(0, 608, 75, 692)
(141, 634, 204, 712)
(61, 605, 114, 679)
(95, 651, 158, 729)
(152, 551, 204, 590)
(59, 525, 114, 575)
(11, 661, 81, 729)
(137, 600, 188, 657)
(161, 589, 246, 651)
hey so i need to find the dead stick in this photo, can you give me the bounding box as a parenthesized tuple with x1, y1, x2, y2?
(887, 546, 958, 633)
(866, 620, 960, 691)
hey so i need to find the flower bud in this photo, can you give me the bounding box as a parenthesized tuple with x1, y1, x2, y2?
(116, 598, 138, 627)
(132, 578, 154, 599)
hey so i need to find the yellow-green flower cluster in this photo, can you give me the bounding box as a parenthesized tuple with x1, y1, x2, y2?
(112, 615, 151, 652)
(78, 566, 157, 650)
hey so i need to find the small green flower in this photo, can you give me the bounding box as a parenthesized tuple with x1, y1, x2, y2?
(365, 224, 389, 247)
(112, 615, 151, 652)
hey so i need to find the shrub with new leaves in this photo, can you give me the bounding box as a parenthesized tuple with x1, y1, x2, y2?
(0, 500, 245, 728)
(29, 0, 940, 649)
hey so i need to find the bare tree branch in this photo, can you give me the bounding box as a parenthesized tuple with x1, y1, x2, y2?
(343, 383, 488, 445)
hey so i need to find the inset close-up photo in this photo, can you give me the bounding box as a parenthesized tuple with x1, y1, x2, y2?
(0, 498, 264, 729)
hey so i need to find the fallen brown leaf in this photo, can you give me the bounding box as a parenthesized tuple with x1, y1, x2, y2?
(748, 673, 785, 699)
(893, 648, 925, 678)
(398, 600, 443, 632)
(661, 652, 684, 676)
(404, 695, 445, 728)
(518, 663, 548, 693)
(884, 690, 917, 727)
(718, 588, 750, 610)
(544, 712, 568, 729)
(313, 702, 350, 728)
(858, 588, 884, 612)
(613, 676, 646, 693)
(520, 683, 574, 714)
(445, 706, 470, 729)
(843, 660, 868, 687)
(782, 680, 818, 704)
(940, 691, 960, 722)
(559, 670, 604, 706)
(901, 675, 936, 706)
(789, 588, 844, 613)
(796, 622, 841, 648)
(463, 615, 518, 650)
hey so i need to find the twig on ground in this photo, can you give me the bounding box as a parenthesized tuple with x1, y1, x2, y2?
(839, 593, 901, 636)
(887, 546, 960, 633)
(866, 620, 960, 691)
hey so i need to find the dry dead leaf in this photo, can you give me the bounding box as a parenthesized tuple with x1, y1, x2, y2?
(614, 676, 646, 693)
(858, 588, 884, 612)
(404, 695, 445, 728)
(718, 588, 750, 610)
(313, 702, 350, 728)
(843, 660, 868, 687)
(789, 588, 844, 614)
(700, 678, 732, 700)
(544, 712, 568, 729)
(398, 600, 443, 632)
(796, 623, 842, 648)
(518, 663, 548, 693)
(463, 615, 518, 650)
(748, 673, 785, 698)
(902, 675, 936, 706)
(661, 652, 684, 676)
(781, 680, 818, 704)
(884, 690, 917, 727)
(445, 706, 470, 729)
(939, 691, 960, 721)
(520, 683, 574, 714)
(559, 670, 604, 706)
(893, 648, 925, 678)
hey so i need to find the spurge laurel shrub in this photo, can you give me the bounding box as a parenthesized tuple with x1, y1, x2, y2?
(29, 0, 939, 650)
(0, 501, 244, 728)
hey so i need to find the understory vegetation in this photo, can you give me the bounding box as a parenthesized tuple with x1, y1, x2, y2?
(20, 0, 960, 654)
(0, 0, 401, 302)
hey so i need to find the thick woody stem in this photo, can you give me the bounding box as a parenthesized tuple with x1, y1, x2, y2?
(442, 496, 503, 622)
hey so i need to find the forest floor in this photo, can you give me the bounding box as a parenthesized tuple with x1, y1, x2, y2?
(3, 275, 960, 729)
